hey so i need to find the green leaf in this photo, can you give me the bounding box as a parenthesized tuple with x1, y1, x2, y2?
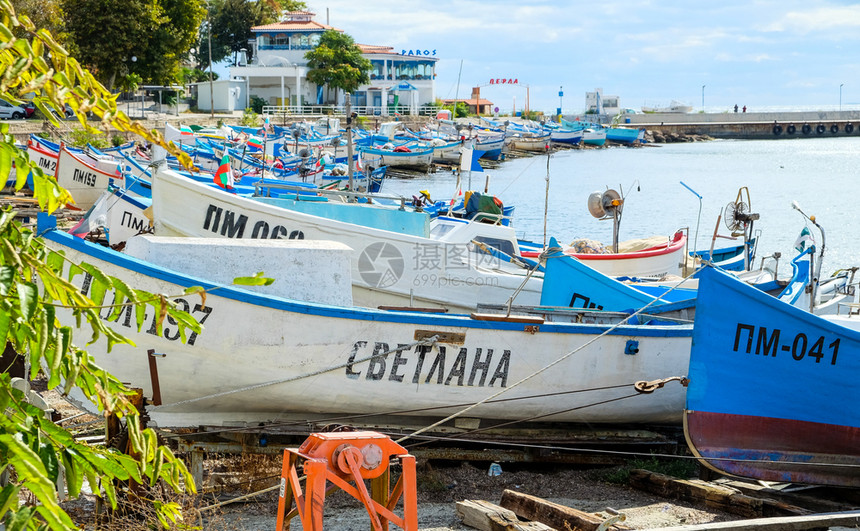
(0, 484, 21, 523)
(45, 251, 65, 274)
(0, 144, 11, 185)
(35, 505, 75, 531)
(0, 266, 13, 296)
(0, 303, 10, 345)
(13, 152, 29, 192)
(150, 446, 163, 486)
(5, 505, 35, 531)
(232, 272, 275, 286)
(15, 281, 37, 320)
(60, 449, 82, 498)
(100, 475, 117, 509)
(37, 442, 59, 484)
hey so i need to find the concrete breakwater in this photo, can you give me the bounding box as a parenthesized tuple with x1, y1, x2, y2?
(624, 110, 860, 140)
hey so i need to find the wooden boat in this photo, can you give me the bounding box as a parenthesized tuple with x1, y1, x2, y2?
(605, 127, 645, 144)
(508, 132, 550, 152)
(151, 168, 544, 311)
(359, 145, 434, 172)
(582, 128, 607, 146)
(641, 101, 693, 114)
(520, 231, 688, 278)
(684, 266, 860, 487)
(55, 143, 125, 210)
(39, 225, 694, 429)
(475, 135, 505, 160)
(548, 128, 583, 145)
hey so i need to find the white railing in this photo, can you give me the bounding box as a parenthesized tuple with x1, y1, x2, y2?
(261, 104, 442, 118)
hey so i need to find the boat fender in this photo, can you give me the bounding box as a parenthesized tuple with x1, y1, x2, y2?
(816, 124, 826, 134)
(772, 125, 783, 135)
(830, 124, 839, 134)
(846, 123, 854, 133)
(787, 124, 796, 134)
(802, 124, 812, 135)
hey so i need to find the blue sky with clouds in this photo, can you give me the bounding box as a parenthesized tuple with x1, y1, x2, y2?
(293, 0, 860, 114)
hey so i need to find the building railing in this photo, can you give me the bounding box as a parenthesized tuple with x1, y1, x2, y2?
(261, 104, 442, 118)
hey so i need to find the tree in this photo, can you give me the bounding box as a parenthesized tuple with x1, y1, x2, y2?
(60, 0, 204, 90)
(305, 30, 371, 104)
(0, 3, 222, 528)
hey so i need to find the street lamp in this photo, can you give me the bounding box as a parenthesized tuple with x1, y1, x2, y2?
(840, 83, 844, 112)
(702, 85, 706, 113)
(206, 1, 214, 118)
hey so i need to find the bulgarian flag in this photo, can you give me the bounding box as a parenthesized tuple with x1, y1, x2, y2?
(247, 136, 264, 150)
(214, 153, 233, 189)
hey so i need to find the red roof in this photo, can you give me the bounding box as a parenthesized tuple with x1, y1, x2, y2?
(442, 98, 494, 106)
(357, 44, 396, 54)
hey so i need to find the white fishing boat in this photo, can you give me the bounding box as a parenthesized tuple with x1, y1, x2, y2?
(508, 132, 550, 152)
(641, 100, 693, 114)
(151, 168, 542, 312)
(55, 144, 125, 210)
(359, 145, 434, 172)
(581, 128, 607, 146)
(40, 225, 693, 429)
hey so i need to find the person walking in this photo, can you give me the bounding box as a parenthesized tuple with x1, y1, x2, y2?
(734, 104, 738, 113)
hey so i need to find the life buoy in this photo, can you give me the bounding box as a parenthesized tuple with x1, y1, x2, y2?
(816, 124, 826, 134)
(831, 124, 839, 134)
(787, 124, 797, 134)
(847, 123, 855, 134)
(802, 124, 812, 135)
(772, 125, 783, 135)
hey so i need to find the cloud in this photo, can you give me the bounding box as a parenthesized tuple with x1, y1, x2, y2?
(763, 6, 860, 34)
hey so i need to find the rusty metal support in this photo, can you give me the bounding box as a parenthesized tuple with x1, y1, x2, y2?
(146, 349, 163, 406)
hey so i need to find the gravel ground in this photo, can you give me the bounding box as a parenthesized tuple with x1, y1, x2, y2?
(200, 461, 737, 530)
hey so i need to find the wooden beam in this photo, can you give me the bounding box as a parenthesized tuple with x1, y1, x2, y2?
(628, 469, 811, 519)
(654, 510, 860, 531)
(499, 489, 631, 531)
(456, 499, 554, 531)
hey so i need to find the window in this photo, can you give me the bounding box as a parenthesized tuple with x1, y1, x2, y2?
(473, 237, 515, 257)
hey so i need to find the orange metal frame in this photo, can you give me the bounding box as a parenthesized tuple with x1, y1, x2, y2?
(275, 431, 418, 531)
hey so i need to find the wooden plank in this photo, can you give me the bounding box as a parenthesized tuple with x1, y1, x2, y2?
(653, 510, 860, 531)
(499, 489, 631, 531)
(710, 480, 851, 514)
(628, 469, 812, 519)
(456, 499, 554, 531)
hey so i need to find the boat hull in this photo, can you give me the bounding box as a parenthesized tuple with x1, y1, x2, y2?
(684, 267, 860, 487)
(360, 147, 434, 171)
(43, 230, 692, 428)
(55, 145, 124, 210)
(151, 169, 543, 311)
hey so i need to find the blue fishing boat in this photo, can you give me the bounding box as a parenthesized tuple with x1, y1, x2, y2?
(684, 266, 860, 487)
(605, 126, 644, 144)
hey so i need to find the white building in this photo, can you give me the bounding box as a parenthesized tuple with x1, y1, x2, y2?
(228, 11, 439, 116)
(585, 88, 621, 115)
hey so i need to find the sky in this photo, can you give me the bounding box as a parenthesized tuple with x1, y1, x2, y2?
(276, 0, 860, 114)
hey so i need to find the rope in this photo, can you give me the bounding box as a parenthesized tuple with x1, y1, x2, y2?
(396, 270, 698, 445)
(153, 335, 440, 410)
(158, 382, 641, 440)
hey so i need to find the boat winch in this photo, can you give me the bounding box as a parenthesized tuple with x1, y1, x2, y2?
(275, 430, 417, 531)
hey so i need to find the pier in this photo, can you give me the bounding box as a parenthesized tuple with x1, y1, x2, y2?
(622, 110, 860, 139)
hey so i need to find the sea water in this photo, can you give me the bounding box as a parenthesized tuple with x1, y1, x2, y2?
(380, 137, 860, 276)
